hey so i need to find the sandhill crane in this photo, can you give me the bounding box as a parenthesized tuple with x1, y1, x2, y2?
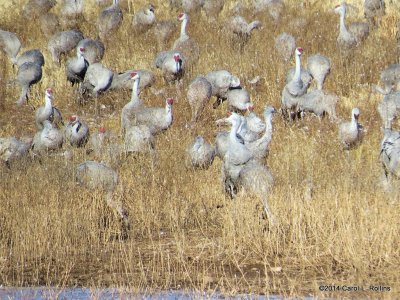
(364, 0, 385, 26)
(32, 120, 63, 153)
(97, 0, 123, 41)
(0, 137, 32, 167)
(281, 47, 310, 120)
(297, 89, 339, 121)
(222, 112, 275, 223)
(216, 113, 261, 145)
(35, 88, 63, 130)
(111, 69, 155, 91)
(246, 105, 266, 135)
(76, 161, 128, 225)
(222, 112, 253, 193)
(203, 0, 224, 22)
(66, 47, 89, 86)
(87, 127, 124, 166)
(121, 72, 143, 134)
(187, 76, 212, 122)
(186, 136, 215, 169)
(15, 62, 43, 106)
(0, 30, 21, 65)
(334, 3, 369, 50)
(64, 115, 90, 147)
(61, 0, 84, 16)
(124, 125, 155, 154)
(80, 62, 113, 98)
(172, 13, 200, 65)
(133, 98, 174, 135)
(23, 0, 56, 18)
(77, 38, 105, 65)
(376, 90, 400, 129)
(245, 106, 276, 161)
(40, 13, 60, 38)
(307, 54, 331, 91)
(225, 15, 261, 49)
(380, 64, 400, 93)
(205, 70, 241, 108)
(236, 159, 275, 223)
(275, 32, 296, 62)
(339, 108, 363, 149)
(132, 4, 156, 34)
(154, 51, 185, 83)
(253, 0, 284, 22)
(380, 128, 400, 188)
(152, 19, 178, 50)
(226, 87, 252, 112)
(16, 49, 45, 68)
(48, 29, 84, 65)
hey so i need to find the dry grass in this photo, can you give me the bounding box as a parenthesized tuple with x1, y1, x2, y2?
(0, 0, 399, 298)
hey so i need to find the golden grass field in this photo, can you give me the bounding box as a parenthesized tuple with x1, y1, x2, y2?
(0, 0, 400, 298)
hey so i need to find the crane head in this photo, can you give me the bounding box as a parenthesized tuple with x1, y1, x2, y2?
(167, 98, 174, 105)
(130, 72, 138, 79)
(99, 127, 106, 134)
(177, 13, 187, 20)
(296, 47, 303, 55)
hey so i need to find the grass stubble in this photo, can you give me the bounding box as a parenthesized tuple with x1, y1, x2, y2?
(0, 0, 399, 298)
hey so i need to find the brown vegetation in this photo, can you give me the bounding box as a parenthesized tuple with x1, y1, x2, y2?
(0, 0, 399, 298)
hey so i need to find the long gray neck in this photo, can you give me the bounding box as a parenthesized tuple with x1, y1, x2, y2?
(180, 18, 188, 38)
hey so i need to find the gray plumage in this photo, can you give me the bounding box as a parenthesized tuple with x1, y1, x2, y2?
(380, 129, 400, 183)
(76, 161, 128, 222)
(253, 0, 284, 22)
(226, 87, 252, 112)
(245, 106, 266, 135)
(339, 108, 363, 149)
(132, 4, 156, 34)
(225, 15, 262, 47)
(64, 115, 90, 147)
(23, 0, 56, 18)
(39, 13, 60, 38)
(221, 112, 274, 222)
(121, 72, 143, 134)
(48, 29, 84, 64)
(66, 46, 89, 86)
(307, 54, 331, 91)
(16, 49, 45, 68)
(297, 90, 339, 121)
(111, 69, 155, 91)
(60, 0, 84, 17)
(0, 137, 32, 165)
(76, 38, 105, 65)
(205, 70, 241, 107)
(364, 0, 385, 26)
(380, 64, 400, 93)
(203, 0, 224, 22)
(172, 13, 200, 66)
(274, 32, 296, 62)
(187, 76, 212, 122)
(132, 98, 174, 135)
(97, 0, 123, 40)
(80, 63, 113, 97)
(16, 62, 43, 106)
(245, 106, 276, 161)
(334, 3, 369, 50)
(124, 125, 155, 154)
(35, 88, 63, 130)
(186, 136, 215, 169)
(281, 47, 311, 120)
(32, 120, 63, 153)
(0, 30, 21, 65)
(377, 91, 400, 129)
(154, 51, 185, 83)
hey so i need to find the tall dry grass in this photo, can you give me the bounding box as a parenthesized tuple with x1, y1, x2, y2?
(0, 0, 399, 297)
